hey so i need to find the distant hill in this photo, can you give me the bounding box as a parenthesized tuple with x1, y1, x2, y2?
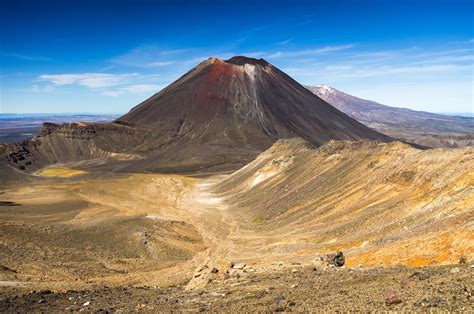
(307, 85, 474, 148)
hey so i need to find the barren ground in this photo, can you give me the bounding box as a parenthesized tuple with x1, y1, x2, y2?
(1, 140, 473, 311)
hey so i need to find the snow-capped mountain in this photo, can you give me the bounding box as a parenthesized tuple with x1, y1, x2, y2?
(306, 85, 474, 148)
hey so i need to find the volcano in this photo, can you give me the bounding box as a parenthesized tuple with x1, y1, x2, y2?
(119, 56, 388, 144)
(3, 56, 391, 174)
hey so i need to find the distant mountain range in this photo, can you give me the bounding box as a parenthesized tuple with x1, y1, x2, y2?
(307, 85, 474, 148)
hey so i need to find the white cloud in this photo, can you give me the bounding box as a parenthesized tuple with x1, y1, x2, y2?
(39, 73, 139, 88)
(101, 84, 162, 97)
(37, 72, 164, 98)
(148, 61, 174, 67)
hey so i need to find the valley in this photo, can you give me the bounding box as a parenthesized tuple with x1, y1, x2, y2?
(1, 139, 472, 311)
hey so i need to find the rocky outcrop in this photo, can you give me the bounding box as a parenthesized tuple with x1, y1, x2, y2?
(2, 122, 145, 174)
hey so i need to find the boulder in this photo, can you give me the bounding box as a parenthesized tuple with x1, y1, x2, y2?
(325, 251, 345, 267)
(384, 289, 402, 306)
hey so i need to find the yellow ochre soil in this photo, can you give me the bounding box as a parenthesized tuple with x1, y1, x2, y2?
(37, 167, 87, 178)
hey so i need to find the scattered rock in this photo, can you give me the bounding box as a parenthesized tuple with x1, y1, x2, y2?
(232, 263, 246, 270)
(222, 272, 230, 280)
(211, 267, 219, 273)
(400, 278, 416, 289)
(196, 265, 208, 273)
(459, 256, 467, 264)
(325, 252, 345, 267)
(410, 271, 430, 281)
(291, 284, 298, 289)
(450, 267, 460, 274)
(228, 269, 242, 279)
(135, 303, 146, 309)
(415, 297, 446, 308)
(273, 294, 285, 303)
(288, 301, 296, 307)
(83, 301, 91, 307)
(383, 289, 402, 306)
(0, 265, 17, 273)
(291, 268, 298, 273)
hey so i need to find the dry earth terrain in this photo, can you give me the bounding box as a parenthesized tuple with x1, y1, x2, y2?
(0, 138, 473, 311)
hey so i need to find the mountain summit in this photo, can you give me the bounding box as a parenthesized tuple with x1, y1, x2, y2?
(118, 56, 389, 146)
(4, 56, 391, 174)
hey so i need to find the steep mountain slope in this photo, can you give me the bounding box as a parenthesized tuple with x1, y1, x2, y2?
(119, 57, 388, 146)
(1, 57, 391, 177)
(307, 85, 474, 148)
(207, 138, 473, 267)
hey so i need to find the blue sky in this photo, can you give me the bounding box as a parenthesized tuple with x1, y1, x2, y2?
(1, 0, 473, 114)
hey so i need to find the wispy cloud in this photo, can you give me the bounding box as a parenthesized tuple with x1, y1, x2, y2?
(32, 84, 55, 93)
(122, 84, 162, 93)
(266, 44, 357, 59)
(39, 73, 139, 88)
(101, 91, 123, 97)
(2, 52, 51, 61)
(277, 38, 293, 45)
(111, 46, 193, 68)
(37, 71, 163, 97)
(102, 84, 163, 97)
(282, 42, 473, 84)
(148, 61, 174, 67)
(285, 63, 467, 79)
